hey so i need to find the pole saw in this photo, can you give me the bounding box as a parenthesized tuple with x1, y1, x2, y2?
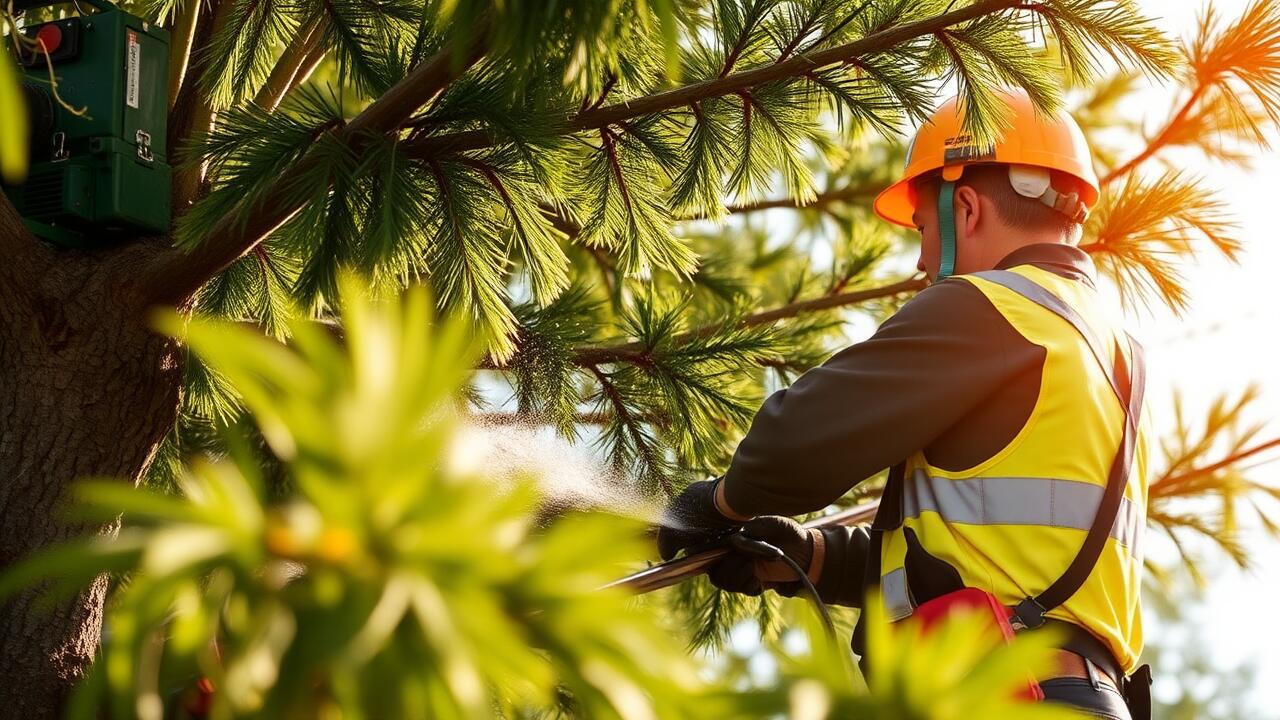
(604, 499, 879, 640)
(605, 499, 880, 593)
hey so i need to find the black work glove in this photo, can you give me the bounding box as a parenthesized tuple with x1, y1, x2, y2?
(656, 479, 741, 561)
(708, 516, 816, 597)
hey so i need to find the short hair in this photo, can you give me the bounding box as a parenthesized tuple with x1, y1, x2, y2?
(910, 164, 1088, 239)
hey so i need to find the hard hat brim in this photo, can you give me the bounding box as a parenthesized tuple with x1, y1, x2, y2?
(874, 177, 916, 228)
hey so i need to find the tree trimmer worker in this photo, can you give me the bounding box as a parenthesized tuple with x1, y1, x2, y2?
(657, 89, 1151, 720)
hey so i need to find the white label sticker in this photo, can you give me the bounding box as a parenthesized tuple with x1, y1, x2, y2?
(126, 30, 140, 109)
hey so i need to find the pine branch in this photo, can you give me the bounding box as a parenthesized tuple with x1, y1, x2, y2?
(772, 0, 838, 64)
(581, 73, 618, 114)
(588, 364, 673, 496)
(736, 275, 926, 325)
(718, 13, 755, 79)
(1017, 0, 1179, 81)
(1102, 0, 1280, 183)
(541, 180, 881, 236)
(570, 276, 926, 366)
(474, 410, 658, 426)
(1081, 170, 1239, 313)
(403, 0, 1026, 159)
(253, 16, 327, 112)
(578, 120, 695, 277)
(807, 0, 874, 51)
(143, 15, 493, 307)
(578, 0, 1019, 127)
(1138, 387, 1280, 573)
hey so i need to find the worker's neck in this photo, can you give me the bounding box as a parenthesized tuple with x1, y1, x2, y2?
(973, 231, 1071, 272)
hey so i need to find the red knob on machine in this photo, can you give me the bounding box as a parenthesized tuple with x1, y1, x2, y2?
(35, 24, 63, 55)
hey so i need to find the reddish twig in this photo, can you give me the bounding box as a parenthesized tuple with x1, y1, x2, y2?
(1152, 437, 1280, 492)
(1101, 84, 1210, 186)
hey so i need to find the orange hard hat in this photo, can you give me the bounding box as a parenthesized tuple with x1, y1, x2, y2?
(873, 89, 1100, 228)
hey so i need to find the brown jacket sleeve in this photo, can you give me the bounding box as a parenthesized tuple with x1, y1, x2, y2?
(812, 524, 873, 606)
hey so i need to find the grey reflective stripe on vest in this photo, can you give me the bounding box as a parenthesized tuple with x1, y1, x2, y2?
(882, 567, 914, 621)
(902, 469, 1143, 558)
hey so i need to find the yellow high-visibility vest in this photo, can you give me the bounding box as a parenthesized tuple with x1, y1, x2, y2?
(878, 264, 1150, 672)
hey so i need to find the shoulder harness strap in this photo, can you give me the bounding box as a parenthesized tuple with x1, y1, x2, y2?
(968, 269, 1146, 629)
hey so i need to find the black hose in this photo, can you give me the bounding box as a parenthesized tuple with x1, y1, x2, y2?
(725, 533, 837, 642)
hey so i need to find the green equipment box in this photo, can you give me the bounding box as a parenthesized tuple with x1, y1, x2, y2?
(3, 0, 171, 246)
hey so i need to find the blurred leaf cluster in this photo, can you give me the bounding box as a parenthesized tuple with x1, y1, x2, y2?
(2, 279, 710, 719)
(0, 13, 29, 183)
(1138, 575, 1267, 720)
(1144, 387, 1280, 587)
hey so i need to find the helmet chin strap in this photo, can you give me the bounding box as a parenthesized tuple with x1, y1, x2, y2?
(936, 179, 957, 280)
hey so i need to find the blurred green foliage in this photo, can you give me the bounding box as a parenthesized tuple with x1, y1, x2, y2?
(1, 277, 710, 718)
(0, 44, 29, 183)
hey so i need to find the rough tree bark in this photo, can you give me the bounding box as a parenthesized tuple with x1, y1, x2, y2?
(0, 196, 182, 716)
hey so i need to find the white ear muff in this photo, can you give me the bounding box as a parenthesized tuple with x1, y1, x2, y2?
(1007, 164, 1089, 223)
(1008, 164, 1051, 198)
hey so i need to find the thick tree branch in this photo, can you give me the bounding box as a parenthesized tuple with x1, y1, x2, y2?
(402, 128, 493, 157)
(253, 16, 326, 112)
(288, 38, 330, 96)
(570, 275, 927, 366)
(722, 182, 880, 215)
(142, 16, 493, 307)
(0, 192, 51, 292)
(167, 0, 202, 108)
(169, 0, 232, 211)
(401, 0, 1023, 159)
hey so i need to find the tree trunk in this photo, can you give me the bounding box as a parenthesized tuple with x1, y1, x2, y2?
(0, 200, 182, 717)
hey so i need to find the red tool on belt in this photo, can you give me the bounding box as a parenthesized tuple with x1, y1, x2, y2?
(911, 587, 1044, 701)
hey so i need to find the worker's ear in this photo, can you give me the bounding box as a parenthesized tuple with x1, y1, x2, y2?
(953, 184, 982, 239)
